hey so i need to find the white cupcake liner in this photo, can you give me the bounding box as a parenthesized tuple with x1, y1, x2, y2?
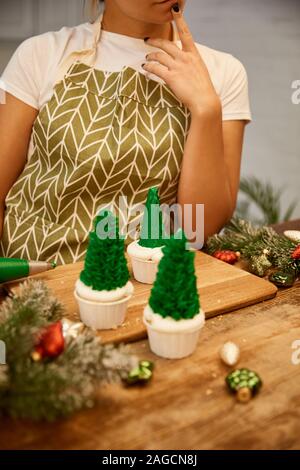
(74, 290, 132, 330)
(143, 309, 205, 359)
(130, 256, 159, 284)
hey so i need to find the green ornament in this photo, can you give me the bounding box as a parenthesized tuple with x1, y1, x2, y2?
(125, 360, 154, 385)
(149, 229, 200, 321)
(138, 187, 166, 248)
(226, 368, 262, 403)
(268, 271, 295, 288)
(249, 254, 272, 277)
(80, 210, 129, 291)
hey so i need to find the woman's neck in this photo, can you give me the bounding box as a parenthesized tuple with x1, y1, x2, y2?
(101, 6, 173, 41)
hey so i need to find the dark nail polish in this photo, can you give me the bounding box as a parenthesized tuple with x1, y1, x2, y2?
(144, 37, 150, 42)
(172, 3, 180, 12)
(141, 63, 146, 67)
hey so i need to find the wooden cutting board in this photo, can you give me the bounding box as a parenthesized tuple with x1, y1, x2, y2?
(3, 251, 277, 344)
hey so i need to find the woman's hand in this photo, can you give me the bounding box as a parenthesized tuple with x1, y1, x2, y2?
(142, 5, 220, 116)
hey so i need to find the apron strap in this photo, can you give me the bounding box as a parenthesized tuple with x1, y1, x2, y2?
(54, 12, 104, 85)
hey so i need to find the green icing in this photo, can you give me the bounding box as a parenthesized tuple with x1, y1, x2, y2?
(149, 229, 200, 320)
(80, 210, 129, 291)
(138, 187, 166, 248)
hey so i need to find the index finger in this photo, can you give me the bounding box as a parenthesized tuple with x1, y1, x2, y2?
(171, 4, 197, 53)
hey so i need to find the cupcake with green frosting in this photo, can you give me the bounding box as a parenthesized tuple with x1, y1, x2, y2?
(75, 211, 134, 330)
(143, 230, 205, 359)
(127, 187, 166, 284)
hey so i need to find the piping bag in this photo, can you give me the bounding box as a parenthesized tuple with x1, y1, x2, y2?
(0, 257, 56, 283)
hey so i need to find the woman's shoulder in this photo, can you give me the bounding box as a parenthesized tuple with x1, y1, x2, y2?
(1, 22, 94, 109)
(14, 21, 94, 66)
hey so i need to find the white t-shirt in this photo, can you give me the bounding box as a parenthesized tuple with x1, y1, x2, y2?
(0, 19, 251, 122)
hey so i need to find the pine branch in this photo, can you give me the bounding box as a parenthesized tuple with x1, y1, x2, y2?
(204, 217, 300, 278)
(205, 217, 274, 254)
(0, 280, 137, 421)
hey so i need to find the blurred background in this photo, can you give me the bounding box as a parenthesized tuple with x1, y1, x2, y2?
(0, 0, 299, 223)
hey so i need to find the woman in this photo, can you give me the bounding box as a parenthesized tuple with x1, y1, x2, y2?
(0, 0, 251, 264)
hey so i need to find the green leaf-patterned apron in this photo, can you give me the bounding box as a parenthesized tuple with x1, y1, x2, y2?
(0, 14, 191, 265)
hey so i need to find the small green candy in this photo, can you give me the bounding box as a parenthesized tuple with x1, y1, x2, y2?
(268, 271, 295, 288)
(125, 360, 154, 385)
(226, 368, 262, 396)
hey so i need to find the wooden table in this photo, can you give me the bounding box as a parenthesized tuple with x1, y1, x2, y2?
(0, 220, 299, 450)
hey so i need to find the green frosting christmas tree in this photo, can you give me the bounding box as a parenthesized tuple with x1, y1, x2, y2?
(149, 230, 200, 321)
(80, 210, 129, 291)
(138, 187, 166, 248)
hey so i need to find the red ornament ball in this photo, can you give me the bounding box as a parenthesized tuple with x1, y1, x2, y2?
(34, 321, 65, 360)
(213, 250, 239, 264)
(291, 245, 300, 260)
